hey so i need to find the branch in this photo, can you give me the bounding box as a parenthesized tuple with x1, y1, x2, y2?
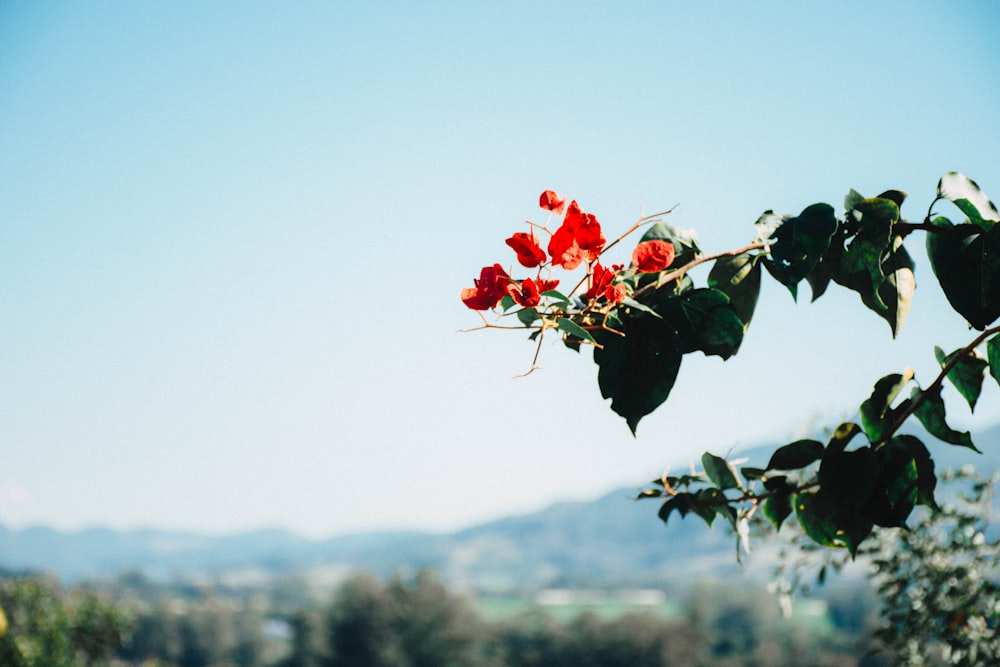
(633, 240, 769, 300)
(883, 324, 1000, 441)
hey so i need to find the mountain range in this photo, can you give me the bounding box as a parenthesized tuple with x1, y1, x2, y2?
(3, 424, 997, 592)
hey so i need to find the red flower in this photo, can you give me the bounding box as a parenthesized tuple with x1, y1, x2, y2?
(586, 262, 623, 301)
(539, 190, 566, 214)
(460, 263, 511, 310)
(631, 240, 675, 273)
(505, 231, 546, 268)
(547, 200, 607, 270)
(507, 276, 559, 308)
(604, 283, 627, 304)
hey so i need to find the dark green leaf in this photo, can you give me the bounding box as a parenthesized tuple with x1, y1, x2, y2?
(911, 385, 978, 451)
(556, 317, 596, 344)
(763, 492, 793, 531)
(805, 221, 851, 301)
(865, 435, 937, 526)
(833, 236, 915, 337)
(675, 288, 745, 359)
(500, 295, 516, 311)
(766, 439, 824, 471)
(636, 489, 662, 499)
(935, 345, 988, 411)
(593, 315, 683, 435)
(741, 467, 767, 481)
(702, 453, 741, 491)
(926, 218, 1000, 330)
(766, 203, 838, 296)
(658, 494, 695, 524)
(640, 221, 702, 268)
(516, 308, 539, 326)
(989, 335, 1000, 390)
(876, 189, 908, 209)
(826, 422, 863, 455)
(763, 475, 792, 492)
(796, 491, 873, 555)
(819, 447, 879, 507)
(859, 371, 913, 442)
(937, 171, 1000, 230)
(707, 252, 762, 327)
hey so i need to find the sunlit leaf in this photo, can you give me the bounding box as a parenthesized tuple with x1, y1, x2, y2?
(556, 317, 596, 344)
(826, 422, 863, 456)
(937, 171, 1000, 230)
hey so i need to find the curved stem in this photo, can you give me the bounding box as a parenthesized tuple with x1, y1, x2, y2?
(883, 325, 1000, 441)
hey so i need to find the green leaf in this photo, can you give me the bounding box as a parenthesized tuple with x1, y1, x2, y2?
(741, 467, 767, 481)
(859, 371, 913, 442)
(926, 218, 1000, 330)
(765, 203, 838, 296)
(707, 252, 762, 328)
(833, 236, 915, 337)
(500, 295, 516, 312)
(911, 385, 978, 451)
(826, 422, 863, 456)
(796, 491, 873, 556)
(989, 335, 1000, 390)
(891, 434, 937, 510)
(593, 315, 683, 435)
(640, 221, 702, 268)
(937, 171, 1000, 230)
(865, 435, 937, 526)
(702, 453, 741, 491)
(766, 439, 824, 471)
(675, 288, 745, 359)
(876, 189, 907, 209)
(516, 308, 539, 326)
(935, 345, 988, 411)
(556, 317, 596, 344)
(541, 289, 570, 304)
(763, 492, 793, 531)
(658, 494, 696, 524)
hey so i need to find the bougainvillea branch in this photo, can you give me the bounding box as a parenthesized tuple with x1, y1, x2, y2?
(462, 173, 1000, 557)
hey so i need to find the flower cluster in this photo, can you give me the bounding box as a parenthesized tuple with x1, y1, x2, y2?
(461, 190, 676, 322)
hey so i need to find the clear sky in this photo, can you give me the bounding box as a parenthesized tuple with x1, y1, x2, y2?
(1, 1, 999, 539)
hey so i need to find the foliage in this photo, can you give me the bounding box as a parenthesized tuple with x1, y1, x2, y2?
(0, 576, 133, 667)
(770, 467, 1000, 666)
(461, 173, 1000, 557)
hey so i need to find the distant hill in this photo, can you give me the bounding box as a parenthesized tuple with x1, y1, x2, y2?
(3, 423, 997, 591)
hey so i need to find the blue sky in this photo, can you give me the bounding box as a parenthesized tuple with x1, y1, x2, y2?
(1, 1, 999, 538)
